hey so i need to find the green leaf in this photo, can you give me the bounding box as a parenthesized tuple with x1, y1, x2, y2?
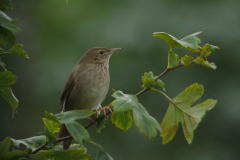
(55, 110, 95, 124)
(8, 44, 29, 58)
(0, 137, 12, 158)
(0, 0, 13, 10)
(0, 21, 21, 32)
(96, 145, 113, 160)
(142, 71, 165, 90)
(0, 26, 15, 47)
(160, 83, 217, 144)
(112, 91, 162, 140)
(167, 51, 179, 69)
(0, 71, 18, 119)
(65, 121, 91, 146)
(36, 149, 90, 160)
(0, 11, 12, 21)
(10, 18, 18, 24)
(195, 58, 217, 70)
(11, 136, 46, 150)
(2, 150, 27, 160)
(96, 117, 107, 133)
(53, 144, 86, 151)
(181, 55, 193, 67)
(153, 31, 202, 52)
(199, 44, 220, 59)
(111, 111, 132, 131)
(39, 131, 56, 149)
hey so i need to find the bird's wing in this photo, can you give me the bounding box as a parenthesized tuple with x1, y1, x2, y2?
(60, 71, 75, 112)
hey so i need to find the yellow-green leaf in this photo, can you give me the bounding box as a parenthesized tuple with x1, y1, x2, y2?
(167, 51, 179, 69)
(161, 83, 217, 144)
(8, 44, 29, 58)
(111, 111, 132, 131)
(195, 58, 217, 70)
(142, 71, 165, 90)
(181, 55, 193, 67)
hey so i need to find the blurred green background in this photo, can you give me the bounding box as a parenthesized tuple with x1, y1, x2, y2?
(1, 0, 240, 159)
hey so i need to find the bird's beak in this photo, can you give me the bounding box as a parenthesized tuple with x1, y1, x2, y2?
(111, 48, 121, 53)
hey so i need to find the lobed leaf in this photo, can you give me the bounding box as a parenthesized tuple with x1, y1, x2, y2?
(195, 58, 217, 70)
(199, 44, 220, 59)
(112, 91, 161, 140)
(11, 136, 46, 150)
(96, 145, 114, 160)
(43, 118, 61, 134)
(167, 51, 179, 69)
(55, 110, 95, 124)
(181, 55, 193, 67)
(0, 71, 18, 119)
(161, 83, 217, 144)
(45, 111, 60, 123)
(142, 71, 165, 90)
(153, 31, 202, 52)
(111, 111, 132, 131)
(8, 44, 29, 58)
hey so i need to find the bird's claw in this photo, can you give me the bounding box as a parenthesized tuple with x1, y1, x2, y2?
(98, 107, 113, 118)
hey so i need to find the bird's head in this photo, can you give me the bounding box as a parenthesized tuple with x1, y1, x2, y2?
(80, 47, 121, 64)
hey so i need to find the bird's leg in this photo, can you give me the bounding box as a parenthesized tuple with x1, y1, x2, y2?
(98, 105, 113, 118)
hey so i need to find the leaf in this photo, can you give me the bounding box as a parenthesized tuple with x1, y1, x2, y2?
(181, 55, 193, 67)
(142, 72, 165, 90)
(0, 71, 18, 119)
(55, 110, 95, 124)
(0, 137, 12, 158)
(8, 44, 29, 58)
(96, 145, 114, 160)
(53, 144, 86, 151)
(111, 111, 132, 131)
(0, 26, 16, 47)
(2, 150, 27, 160)
(199, 44, 220, 59)
(43, 118, 61, 134)
(55, 110, 94, 146)
(160, 83, 217, 144)
(0, 11, 12, 21)
(96, 117, 107, 133)
(167, 51, 179, 69)
(0, 21, 21, 32)
(39, 131, 56, 149)
(11, 136, 46, 150)
(65, 121, 91, 146)
(45, 111, 60, 123)
(112, 91, 162, 140)
(10, 18, 18, 24)
(153, 31, 202, 52)
(0, 0, 13, 10)
(36, 149, 90, 160)
(195, 58, 217, 70)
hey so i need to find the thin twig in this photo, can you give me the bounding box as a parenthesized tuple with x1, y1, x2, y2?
(31, 63, 184, 155)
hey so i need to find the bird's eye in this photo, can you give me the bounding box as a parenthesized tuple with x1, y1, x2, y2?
(99, 51, 104, 54)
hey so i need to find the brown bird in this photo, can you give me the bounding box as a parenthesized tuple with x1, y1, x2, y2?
(57, 47, 120, 150)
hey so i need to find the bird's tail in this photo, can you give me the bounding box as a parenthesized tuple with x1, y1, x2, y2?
(57, 124, 72, 150)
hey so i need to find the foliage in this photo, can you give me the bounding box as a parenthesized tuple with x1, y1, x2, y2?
(0, 0, 29, 120)
(0, 1, 219, 159)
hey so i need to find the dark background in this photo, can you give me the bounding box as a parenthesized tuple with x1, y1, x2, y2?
(1, 0, 239, 159)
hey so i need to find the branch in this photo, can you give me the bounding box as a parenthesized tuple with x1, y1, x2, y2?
(31, 63, 184, 155)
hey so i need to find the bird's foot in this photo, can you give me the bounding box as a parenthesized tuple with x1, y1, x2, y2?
(98, 106, 113, 118)
(87, 116, 97, 127)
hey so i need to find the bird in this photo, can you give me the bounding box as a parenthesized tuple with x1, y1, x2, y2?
(57, 47, 121, 150)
